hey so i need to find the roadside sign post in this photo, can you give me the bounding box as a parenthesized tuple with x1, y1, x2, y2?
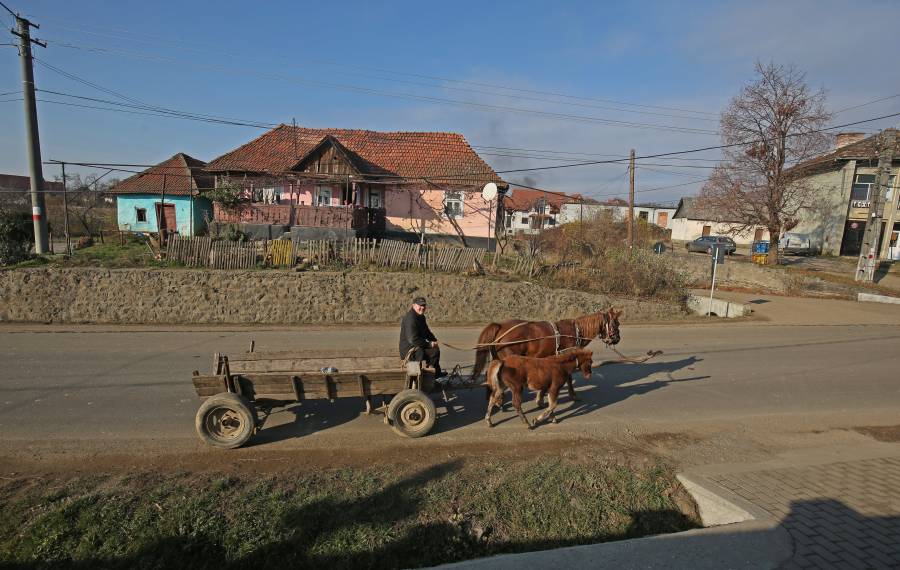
(708, 244, 725, 316)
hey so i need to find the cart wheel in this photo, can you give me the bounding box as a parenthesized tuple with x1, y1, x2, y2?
(195, 393, 257, 449)
(387, 389, 436, 438)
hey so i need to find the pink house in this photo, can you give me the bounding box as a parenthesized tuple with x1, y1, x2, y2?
(204, 125, 507, 247)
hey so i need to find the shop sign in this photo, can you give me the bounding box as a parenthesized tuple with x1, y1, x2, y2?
(851, 200, 870, 208)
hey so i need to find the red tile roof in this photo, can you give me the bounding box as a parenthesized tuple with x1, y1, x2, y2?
(110, 153, 213, 196)
(504, 187, 582, 213)
(0, 174, 64, 193)
(205, 124, 502, 186)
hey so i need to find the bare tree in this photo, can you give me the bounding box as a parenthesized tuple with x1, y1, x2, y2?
(698, 62, 832, 264)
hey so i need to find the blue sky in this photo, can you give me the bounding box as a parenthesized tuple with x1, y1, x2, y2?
(2, 0, 899, 203)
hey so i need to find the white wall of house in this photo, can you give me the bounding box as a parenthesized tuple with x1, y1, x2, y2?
(558, 203, 619, 224)
(559, 203, 675, 227)
(785, 165, 853, 256)
(669, 218, 769, 245)
(504, 208, 560, 234)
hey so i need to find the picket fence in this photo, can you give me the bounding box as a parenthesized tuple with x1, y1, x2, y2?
(164, 236, 487, 273)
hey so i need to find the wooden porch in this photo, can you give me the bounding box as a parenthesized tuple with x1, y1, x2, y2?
(214, 203, 385, 235)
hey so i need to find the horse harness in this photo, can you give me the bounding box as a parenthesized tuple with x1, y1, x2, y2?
(546, 321, 561, 354)
(547, 320, 589, 354)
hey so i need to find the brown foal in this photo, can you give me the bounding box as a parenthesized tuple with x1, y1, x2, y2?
(484, 349, 593, 429)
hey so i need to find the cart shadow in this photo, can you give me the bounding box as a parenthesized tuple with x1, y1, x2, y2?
(432, 356, 707, 433)
(247, 396, 376, 447)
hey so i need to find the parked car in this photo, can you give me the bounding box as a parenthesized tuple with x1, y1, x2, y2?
(778, 233, 821, 256)
(685, 235, 737, 254)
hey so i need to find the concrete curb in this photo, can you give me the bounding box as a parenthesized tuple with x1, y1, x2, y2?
(858, 292, 900, 305)
(433, 520, 793, 569)
(687, 295, 751, 318)
(676, 474, 756, 526)
(431, 473, 793, 569)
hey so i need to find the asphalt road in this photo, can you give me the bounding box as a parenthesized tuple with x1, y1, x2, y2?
(1, 295, 899, 466)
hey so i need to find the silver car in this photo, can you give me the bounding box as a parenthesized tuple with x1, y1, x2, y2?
(685, 235, 737, 254)
(779, 233, 821, 256)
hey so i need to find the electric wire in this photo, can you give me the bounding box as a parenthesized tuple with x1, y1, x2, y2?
(44, 39, 720, 136)
(833, 93, 900, 115)
(32, 18, 719, 118)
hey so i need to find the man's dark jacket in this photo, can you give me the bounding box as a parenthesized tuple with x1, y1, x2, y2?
(399, 309, 437, 357)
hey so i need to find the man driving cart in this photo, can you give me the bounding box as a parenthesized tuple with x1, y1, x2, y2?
(399, 296, 443, 378)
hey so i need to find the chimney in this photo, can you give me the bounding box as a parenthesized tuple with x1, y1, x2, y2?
(835, 132, 865, 149)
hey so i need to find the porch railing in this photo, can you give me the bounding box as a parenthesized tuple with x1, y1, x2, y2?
(212, 203, 385, 234)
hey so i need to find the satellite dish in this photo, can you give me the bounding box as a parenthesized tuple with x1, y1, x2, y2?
(481, 182, 498, 201)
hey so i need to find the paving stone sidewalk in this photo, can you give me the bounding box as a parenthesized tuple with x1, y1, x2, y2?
(708, 457, 900, 569)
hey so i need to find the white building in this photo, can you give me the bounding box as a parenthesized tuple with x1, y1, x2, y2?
(558, 202, 676, 228)
(503, 188, 570, 235)
(668, 197, 769, 245)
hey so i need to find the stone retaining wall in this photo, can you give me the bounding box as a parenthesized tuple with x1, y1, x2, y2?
(0, 268, 684, 325)
(678, 254, 799, 292)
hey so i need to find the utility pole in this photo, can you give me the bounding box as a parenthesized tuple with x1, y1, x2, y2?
(855, 130, 895, 282)
(628, 149, 635, 250)
(9, 7, 49, 253)
(60, 161, 70, 255)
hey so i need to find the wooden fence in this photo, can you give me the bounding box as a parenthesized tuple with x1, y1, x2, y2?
(164, 235, 487, 273)
(166, 235, 212, 267)
(166, 235, 257, 269)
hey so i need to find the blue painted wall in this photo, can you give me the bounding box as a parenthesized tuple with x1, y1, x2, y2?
(116, 194, 213, 235)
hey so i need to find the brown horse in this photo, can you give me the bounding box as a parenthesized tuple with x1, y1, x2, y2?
(484, 349, 593, 429)
(470, 308, 621, 402)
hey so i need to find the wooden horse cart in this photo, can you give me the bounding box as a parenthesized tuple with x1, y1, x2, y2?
(191, 347, 449, 449)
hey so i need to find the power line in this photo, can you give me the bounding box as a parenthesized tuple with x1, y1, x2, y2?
(33, 58, 279, 128)
(477, 110, 900, 176)
(0, 1, 16, 18)
(833, 93, 900, 115)
(34, 18, 719, 118)
(24, 59, 900, 185)
(35, 88, 278, 129)
(45, 39, 720, 136)
(31, 59, 897, 174)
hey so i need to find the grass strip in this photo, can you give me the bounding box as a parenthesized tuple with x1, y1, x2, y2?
(0, 456, 697, 569)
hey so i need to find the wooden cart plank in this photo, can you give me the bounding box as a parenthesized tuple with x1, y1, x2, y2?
(192, 371, 408, 399)
(228, 358, 402, 373)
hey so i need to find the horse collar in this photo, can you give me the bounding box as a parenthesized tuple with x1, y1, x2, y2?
(547, 320, 561, 354)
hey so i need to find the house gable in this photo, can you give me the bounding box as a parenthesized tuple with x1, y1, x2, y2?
(292, 135, 367, 177)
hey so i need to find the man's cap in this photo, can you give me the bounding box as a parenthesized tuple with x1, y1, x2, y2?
(412, 296, 427, 306)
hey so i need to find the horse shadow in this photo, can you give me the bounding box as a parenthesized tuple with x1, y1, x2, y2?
(432, 356, 708, 432)
(556, 356, 708, 423)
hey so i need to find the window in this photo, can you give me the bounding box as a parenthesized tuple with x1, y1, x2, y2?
(850, 174, 876, 201)
(135, 207, 147, 223)
(521, 217, 529, 225)
(444, 191, 464, 218)
(257, 186, 282, 204)
(638, 211, 649, 221)
(316, 186, 332, 206)
(368, 189, 383, 208)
